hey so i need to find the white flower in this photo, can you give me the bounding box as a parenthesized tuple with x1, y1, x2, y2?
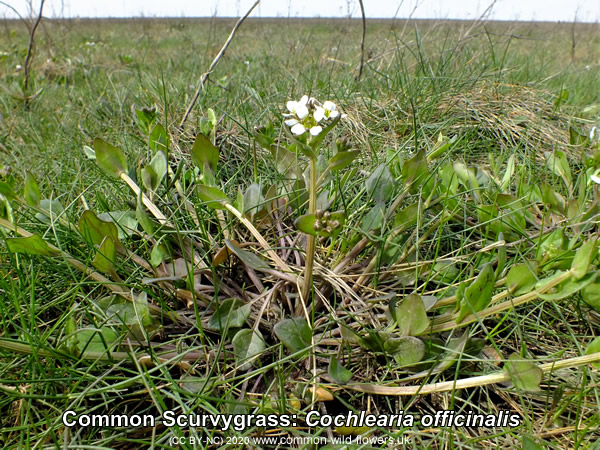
(290, 122, 306, 135)
(592, 174, 600, 185)
(310, 126, 323, 136)
(286, 95, 309, 120)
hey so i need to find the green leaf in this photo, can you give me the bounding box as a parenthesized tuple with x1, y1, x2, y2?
(506, 262, 538, 295)
(232, 328, 266, 371)
(538, 271, 597, 301)
(569, 125, 588, 146)
(142, 150, 167, 192)
(273, 317, 312, 354)
(283, 125, 316, 159)
(150, 241, 168, 267)
(149, 123, 168, 153)
(365, 164, 394, 203)
(243, 183, 264, 217)
(581, 283, 600, 309)
(75, 327, 120, 355)
(93, 138, 128, 178)
(500, 155, 515, 192)
(328, 356, 353, 384)
(585, 336, 600, 369)
(545, 150, 572, 192)
(295, 210, 345, 238)
(360, 202, 385, 232)
(92, 236, 117, 275)
(390, 294, 431, 336)
(179, 376, 215, 395)
(456, 263, 496, 323)
(24, 171, 41, 207)
(383, 336, 425, 366)
(224, 239, 271, 272)
(207, 298, 251, 332)
(571, 238, 597, 280)
(190, 133, 219, 175)
(540, 182, 565, 214)
(253, 124, 275, 150)
(503, 354, 543, 391)
(6, 234, 59, 256)
(79, 210, 119, 246)
(134, 106, 156, 135)
(82, 145, 96, 160)
(522, 434, 549, 450)
(309, 113, 341, 151)
(197, 184, 229, 209)
(97, 211, 138, 239)
(0, 182, 17, 199)
(393, 203, 420, 231)
(402, 149, 428, 192)
(328, 150, 360, 172)
(36, 199, 65, 224)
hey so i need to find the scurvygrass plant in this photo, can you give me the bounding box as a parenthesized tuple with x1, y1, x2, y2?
(2, 18, 600, 448)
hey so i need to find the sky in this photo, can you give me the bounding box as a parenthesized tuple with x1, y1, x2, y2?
(5, 0, 600, 23)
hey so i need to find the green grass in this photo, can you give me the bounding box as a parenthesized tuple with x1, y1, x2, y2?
(1, 16, 600, 448)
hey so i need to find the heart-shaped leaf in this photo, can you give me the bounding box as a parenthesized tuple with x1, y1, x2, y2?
(402, 149, 428, 192)
(571, 238, 597, 280)
(142, 150, 167, 192)
(197, 185, 229, 209)
(243, 183, 264, 217)
(506, 261, 538, 295)
(366, 163, 394, 203)
(149, 123, 168, 153)
(273, 317, 311, 354)
(190, 133, 219, 175)
(503, 354, 543, 391)
(92, 235, 117, 276)
(328, 356, 353, 384)
(232, 328, 266, 371)
(582, 283, 600, 310)
(328, 150, 360, 172)
(207, 298, 251, 332)
(361, 202, 385, 232)
(24, 171, 41, 207)
(456, 263, 496, 323)
(585, 336, 600, 369)
(224, 239, 271, 272)
(75, 327, 120, 355)
(79, 210, 120, 246)
(93, 138, 128, 178)
(390, 294, 431, 336)
(383, 336, 425, 366)
(6, 234, 59, 256)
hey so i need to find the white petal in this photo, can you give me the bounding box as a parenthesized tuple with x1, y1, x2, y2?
(323, 100, 336, 111)
(314, 107, 325, 122)
(286, 101, 297, 112)
(341, 113, 347, 119)
(310, 126, 323, 136)
(299, 95, 308, 105)
(590, 126, 597, 140)
(296, 104, 309, 119)
(591, 174, 600, 185)
(291, 123, 306, 135)
(285, 118, 299, 126)
(329, 110, 339, 119)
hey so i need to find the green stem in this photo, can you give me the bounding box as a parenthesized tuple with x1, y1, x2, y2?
(301, 158, 318, 308)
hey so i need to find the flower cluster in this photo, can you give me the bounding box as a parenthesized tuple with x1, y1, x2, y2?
(284, 95, 344, 136)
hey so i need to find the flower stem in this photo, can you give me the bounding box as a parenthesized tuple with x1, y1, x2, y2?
(300, 158, 318, 309)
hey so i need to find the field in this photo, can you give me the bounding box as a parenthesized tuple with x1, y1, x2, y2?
(1, 15, 600, 448)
